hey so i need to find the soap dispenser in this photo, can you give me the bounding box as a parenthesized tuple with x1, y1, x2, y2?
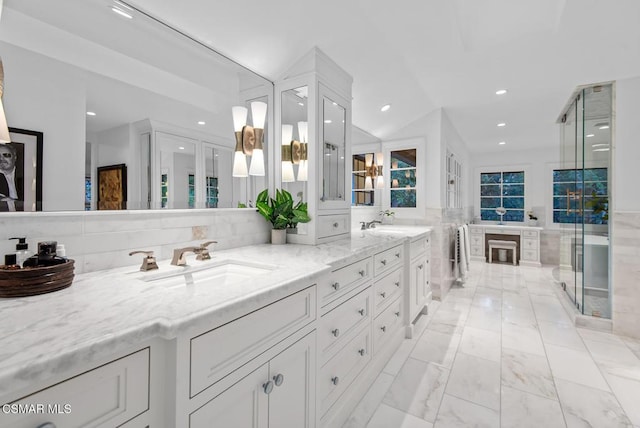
(10, 237, 32, 268)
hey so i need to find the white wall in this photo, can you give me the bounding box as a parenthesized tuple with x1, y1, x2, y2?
(441, 111, 472, 214)
(2, 42, 86, 211)
(614, 77, 640, 211)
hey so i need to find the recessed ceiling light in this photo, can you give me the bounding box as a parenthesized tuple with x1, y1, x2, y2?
(586, 134, 595, 137)
(497, 123, 506, 127)
(495, 89, 508, 95)
(86, 111, 96, 116)
(178, 146, 185, 150)
(599, 125, 610, 130)
(332, 102, 337, 106)
(498, 141, 506, 145)
(380, 104, 391, 112)
(197, 121, 206, 125)
(592, 143, 609, 147)
(298, 102, 304, 106)
(324, 119, 332, 124)
(111, 6, 133, 19)
(593, 148, 610, 152)
(113, 0, 133, 10)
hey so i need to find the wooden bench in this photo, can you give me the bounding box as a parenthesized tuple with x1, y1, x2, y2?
(488, 239, 517, 265)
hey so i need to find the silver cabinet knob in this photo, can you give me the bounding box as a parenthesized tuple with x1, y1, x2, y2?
(381, 259, 387, 265)
(331, 376, 340, 386)
(263, 380, 274, 394)
(395, 252, 401, 258)
(380, 325, 387, 332)
(333, 222, 339, 228)
(418, 264, 424, 270)
(380, 292, 386, 298)
(273, 373, 284, 387)
(37, 424, 57, 428)
(332, 328, 340, 337)
(395, 311, 401, 317)
(358, 348, 365, 356)
(394, 281, 400, 287)
(358, 308, 365, 316)
(359, 269, 365, 276)
(332, 282, 340, 291)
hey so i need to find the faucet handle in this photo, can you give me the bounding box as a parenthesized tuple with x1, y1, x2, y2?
(360, 221, 367, 230)
(196, 240, 218, 261)
(129, 250, 159, 271)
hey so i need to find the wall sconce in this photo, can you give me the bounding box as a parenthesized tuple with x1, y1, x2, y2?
(0, 58, 11, 144)
(281, 122, 308, 182)
(231, 101, 267, 177)
(364, 152, 384, 190)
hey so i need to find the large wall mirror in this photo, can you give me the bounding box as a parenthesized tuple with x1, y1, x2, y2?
(0, 0, 272, 212)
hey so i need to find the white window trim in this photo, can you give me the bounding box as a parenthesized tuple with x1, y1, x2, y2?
(474, 164, 531, 224)
(382, 138, 425, 219)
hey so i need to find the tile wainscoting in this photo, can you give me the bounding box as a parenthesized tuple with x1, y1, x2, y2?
(612, 211, 640, 339)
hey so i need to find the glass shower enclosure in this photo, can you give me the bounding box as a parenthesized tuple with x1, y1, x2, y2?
(557, 83, 612, 318)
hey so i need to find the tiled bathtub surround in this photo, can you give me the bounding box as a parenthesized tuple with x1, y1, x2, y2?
(0, 209, 271, 274)
(612, 211, 640, 339)
(344, 261, 640, 428)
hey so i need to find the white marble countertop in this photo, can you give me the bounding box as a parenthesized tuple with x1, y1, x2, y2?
(0, 226, 430, 396)
(469, 223, 544, 231)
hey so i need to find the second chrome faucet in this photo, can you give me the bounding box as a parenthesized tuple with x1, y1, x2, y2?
(171, 241, 217, 266)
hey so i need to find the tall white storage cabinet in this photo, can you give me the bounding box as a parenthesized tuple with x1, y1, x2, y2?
(276, 48, 353, 245)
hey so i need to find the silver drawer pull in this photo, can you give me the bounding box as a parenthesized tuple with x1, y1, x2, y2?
(395, 311, 401, 317)
(333, 222, 339, 228)
(381, 259, 387, 265)
(263, 380, 274, 394)
(358, 348, 365, 356)
(332, 328, 340, 337)
(358, 308, 365, 316)
(273, 373, 284, 387)
(37, 424, 57, 428)
(331, 376, 340, 386)
(395, 252, 401, 258)
(394, 281, 400, 287)
(380, 325, 387, 332)
(418, 264, 424, 270)
(332, 282, 340, 291)
(380, 292, 386, 298)
(359, 269, 365, 276)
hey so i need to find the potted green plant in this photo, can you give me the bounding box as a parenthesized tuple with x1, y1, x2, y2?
(379, 209, 395, 225)
(256, 189, 310, 244)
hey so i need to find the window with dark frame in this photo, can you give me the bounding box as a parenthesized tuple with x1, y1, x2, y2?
(480, 171, 525, 222)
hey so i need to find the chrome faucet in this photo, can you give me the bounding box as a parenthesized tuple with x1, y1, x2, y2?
(171, 247, 200, 266)
(195, 241, 217, 261)
(360, 220, 382, 230)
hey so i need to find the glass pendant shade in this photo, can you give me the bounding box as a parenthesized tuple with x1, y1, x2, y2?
(232, 151, 248, 177)
(249, 148, 265, 176)
(251, 101, 267, 129)
(297, 160, 308, 181)
(231, 106, 248, 132)
(297, 121, 308, 142)
(376, 175, 384, 189)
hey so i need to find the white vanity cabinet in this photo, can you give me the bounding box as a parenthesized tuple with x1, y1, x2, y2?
(0, 348, 151, 428)
(469, 224, 542, 267)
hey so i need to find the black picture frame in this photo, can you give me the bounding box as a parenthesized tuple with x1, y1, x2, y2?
(97, 163, 127, 210)
(3, 127, 44, 212)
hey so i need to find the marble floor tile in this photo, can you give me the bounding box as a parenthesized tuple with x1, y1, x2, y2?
(426, 321, 464, 336)
(383, 339, 420, 377)
(502, 306, 537, 329)
(545, 343, 610, 391)
(577, 327, 627, 346)
(434, 394, 499, 428)
(366, 403, 434, 428)
(531, 295, 573, 325)
(458, 326, 501, 363)
(600, 367, 640, 426)
(383, 358, 449, 423)
(343, 372, 395, 428)
(538, 321, 587, 351)
(583, 339, 640, 369)
(445, 352, 501, 410)
(502, 323, 545, 356)
(502, 290, 532, 310)
(501, 386, 566, 428)
(555, 378, 632, 428)
(472, 287, 503, 309)
(411, 329, 461, 369)
(430, 307, 469, 328)
(465, 306, 502, 332)
(622, 337, 640, 360)
(501, 348, 557, 399)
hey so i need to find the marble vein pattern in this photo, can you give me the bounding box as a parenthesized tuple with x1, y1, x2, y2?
(344, 261, 639, 428)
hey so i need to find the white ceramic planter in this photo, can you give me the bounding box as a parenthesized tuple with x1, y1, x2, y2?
(271, 229, 286, 245)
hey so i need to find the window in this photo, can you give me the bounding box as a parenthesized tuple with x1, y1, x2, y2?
(188, 174, 196, 209)
(206, 176, 219, 208)
(552, 168, 608, 224)
(84, 177, 91, 211)
(480, 171, 524, 221)
(390, 149, 416, 208)
(161, 173, 168, 208)
(351, 153, 375, 206)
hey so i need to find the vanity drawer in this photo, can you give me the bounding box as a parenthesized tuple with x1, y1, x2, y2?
(410, 236, 428, 259)
(373, 244, 403, 276)
(522, 238, 538, 250)
(373, 268, 403, 316)
(3, 348, 149, 428)
(523, 230, 539, 239)
(521, 249, 538, 261)
(319, 288, 371, 362)
(470, 235, 483, 247)
(470, 226, 484, 235)
(485, 228, 520, 235)
(471, 245, 483, 256)
(190, 286, 316, 397)
(319, 257, 371, 307)
(319, 325, 371, 417)
(373, 297, 403, 354)
(318, 214, 350, 238)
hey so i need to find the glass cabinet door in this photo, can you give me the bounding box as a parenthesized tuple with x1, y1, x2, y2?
(321, 96, 346, 202)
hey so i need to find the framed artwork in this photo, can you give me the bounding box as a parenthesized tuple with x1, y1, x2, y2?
(97, 163, 127, 210)
(1, 128, 43, 212)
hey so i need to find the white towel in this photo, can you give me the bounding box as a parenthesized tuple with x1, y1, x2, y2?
(457, 226, 468, 281)
(462, 224, 471, 271)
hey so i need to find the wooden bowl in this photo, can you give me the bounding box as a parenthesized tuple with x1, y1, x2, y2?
(0, 259, 75, 298)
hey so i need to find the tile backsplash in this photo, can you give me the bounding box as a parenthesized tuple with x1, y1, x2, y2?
(0, 209, 270, 274)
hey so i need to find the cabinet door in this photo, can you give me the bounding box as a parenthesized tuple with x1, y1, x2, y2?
(409, 257, 427, 321)
(269, 331, 316, 428)
(189, 365, 269, 428)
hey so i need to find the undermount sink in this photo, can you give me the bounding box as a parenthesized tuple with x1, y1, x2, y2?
(141, 259, 276, 288)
